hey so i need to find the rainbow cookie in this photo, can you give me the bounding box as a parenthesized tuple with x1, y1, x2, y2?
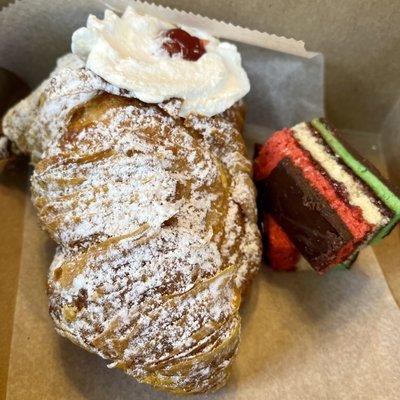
(255, 118, 400, 273)
(263, 213, 300, 271)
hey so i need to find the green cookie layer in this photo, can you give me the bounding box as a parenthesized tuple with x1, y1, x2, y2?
(311, 118, 400, 245)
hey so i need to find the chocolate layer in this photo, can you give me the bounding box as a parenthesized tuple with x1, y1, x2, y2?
(312, 118, 400, 242)
(321, 118, 400, 198)
(260, 156, 353, 272)
(306, 123, 393, 220)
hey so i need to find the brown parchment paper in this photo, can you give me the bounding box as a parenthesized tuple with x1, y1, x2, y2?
(1, 0, 400, 399)
(7, 200, 400, 400)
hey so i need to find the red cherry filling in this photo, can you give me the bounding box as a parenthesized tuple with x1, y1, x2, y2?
(162, 28, 206, 61)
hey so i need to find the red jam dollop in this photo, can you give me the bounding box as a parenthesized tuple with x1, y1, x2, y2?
(162, 28, 206, 61)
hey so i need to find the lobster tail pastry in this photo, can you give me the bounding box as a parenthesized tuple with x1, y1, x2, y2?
(2, 53, 261, 393)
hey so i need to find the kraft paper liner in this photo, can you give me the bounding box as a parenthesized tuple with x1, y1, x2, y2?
(6, 200, 400, 399)
(0, 0, 399, 399)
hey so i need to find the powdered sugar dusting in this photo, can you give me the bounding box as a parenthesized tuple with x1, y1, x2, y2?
(2, 54, 261, 394)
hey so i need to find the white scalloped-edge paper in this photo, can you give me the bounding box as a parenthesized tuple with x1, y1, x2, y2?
(104, 0, 315, 58)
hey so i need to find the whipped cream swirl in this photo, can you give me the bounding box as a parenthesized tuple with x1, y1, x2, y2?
(71, 7, 250, 117)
